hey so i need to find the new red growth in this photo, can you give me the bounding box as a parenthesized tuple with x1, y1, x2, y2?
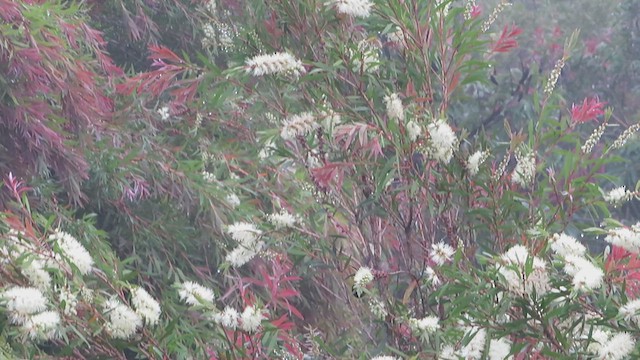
(570, 97, 606, 123)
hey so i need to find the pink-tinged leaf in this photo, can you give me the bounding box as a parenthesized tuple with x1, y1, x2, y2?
(570, 96, 606, 123)
(491, 24, 522, 53)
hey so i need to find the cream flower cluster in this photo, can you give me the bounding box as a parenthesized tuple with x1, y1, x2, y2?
(212, 305, 265, 333)
(353, 266, 374, 296)
(466, 150, 489, 176)
(498, 245, 550, 297)
(440, 330, 512, 360)
(280, 112, 318, 141)
(408, 315, 439, 341)
(426, 119, 458, 164)
(549, 233, 603, 292)
(1, 287, 60, 341)
(430, 242, 455, 266)
(178, 281, 215, 305)
(131, 287, 161, 326)
(593, 332, 635, 360)
(406, 121, 422, 142)
(604, 224, 640, 254)
(267, 210, 300, 229)
(384, 93, 404, 121)
(332, 0, 373, 18)
(49, 229, 94, 275)
(603, 186, 633, 204)
(225, 222, 264, 267)
(246, 52, 305, 77)
(511, 150, 536, 187)
(103, 298, 142, 339)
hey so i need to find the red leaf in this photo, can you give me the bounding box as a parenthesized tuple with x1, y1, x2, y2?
(491, 24, 522, 53)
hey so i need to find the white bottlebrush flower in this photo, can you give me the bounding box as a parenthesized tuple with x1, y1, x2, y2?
(333, 0, 373, 18)
(604, 186, 633, 204)
(371, 356, 399, 360)
(384, 93, 404, 121)
(157, 106, 170, 121)
(205, 0, 216, 13)
(353, 266, 374, 296)
(426, 119, 458, 164)
(562, 255, 604, 292)
(49, 229, 94, 275)
(1, 287, 48, 324)
(440, 345, 457, 360)
(430, 242, 455, 266)
(550, 233, 586, 258)
(280, 112, 318, 141)
(488, 337, 512, 360)
(597, 332, 635, 360)
(202, 170, 216, 183)
(467, 150, 489, 176)
(409, 315, 440, 335)
(131, 287, 161, 326)
(227, 222, 262, 245)
(103, 298, 142, 339)
(178, 281, 215, 305)
(267, 210, 299, 229)
(216, 306, 240, 329)
(240, 305, 265, 333)
(58, 287, 78, 316)
(226, 193, 241, 208)
(605, 227, 640, 254)
(498, 245, 550, 297)
(511, 150, 536, 187)
(245, 52, 305, 77)
(225, 242, 264, 267)
(587, 328, 611, 354)
(458, 327, 487, 360)
(21, 310, 60, 341)
(406, 121, 422, 142)
(619, 299, 640, 324)
(425, 266, 441, 286)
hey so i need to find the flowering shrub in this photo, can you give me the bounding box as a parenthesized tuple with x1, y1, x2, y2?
(2, 0, 640, 359)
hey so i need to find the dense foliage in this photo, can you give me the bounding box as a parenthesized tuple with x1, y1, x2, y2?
(2, 0, 640, 359)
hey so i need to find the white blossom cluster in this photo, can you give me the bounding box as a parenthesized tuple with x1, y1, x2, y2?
(592, 332, 635, 360)
(429, 242, 455, 266)
(408, 315, 439, 341)
(245, 52, 305, 77)
(225, 222, 264, 267)
(353, 266, 374, 296)
(1, 230, 54, 291)
(0, 286, 60, 341)
(466, 150, 489, 176)
(131, 287, 161, 326)
(511, 150, 536, 187)
(178, 281, 215, 306)
(212, 305, 266, 333)
(439, 331, 512, 360)
(49, 229, 94, 275)
(603, 186, 634, 204)
(619, 298, 640, 324)
(103, 298, 142, 339)
(426, 119, 458, 164)
(384, 93, 404, 121)
(497, 245, 550, 297)
(267, 210, 300, 229)
(280, 112, 318, 141)
(370, 356, 399, 360)
(549, 234, 603, 292)
(604, 224, 640, 254)
(406, 121, 422, 142)
(331, 0, 373, 18)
